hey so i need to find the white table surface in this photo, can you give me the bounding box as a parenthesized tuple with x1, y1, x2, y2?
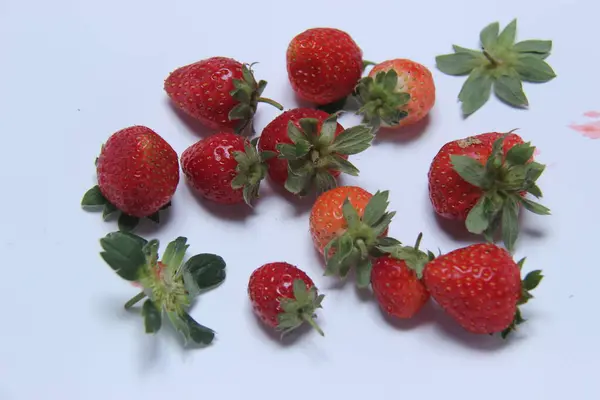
(1, 0, 598, 398)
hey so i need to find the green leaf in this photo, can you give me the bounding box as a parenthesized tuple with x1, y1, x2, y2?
(523, 270, 544, 290)
(480, 22, 499, 49)
(514, 55, 556, 83)
(287, 120, 309, 144)
(497, 19, 517, 48)
(142, 299, 162, 334)
(450, 155, 488, 188)
(276, 142, 311, 160)
(319, 115, 338, 146)
(527, 184, 543, 198)
(142, 239, 160, 267)
(181, 312, 215, 345)
(81, 185, 107, 206)
(159, 236, 188, 275)
(100, 231, 147, 281)
(501, 196, 520, 252)
(513, 40, 552, 54)
(465, 196, 490, 234)
(299, 118, 319, 138)
(371, 211, 395, 237)
(503, 166, 528, 190)
(118, 213, 139, 232)
(383, 69, 398, 90)
(459, 68, 493, 115)
(519, 197, 551, 215)
(182, 254, 226, 297)
(292, 279, 309, 304)
(524, 162, 546, 184)
(329, 125, 373, 155)
(362, 190, 390, 226)
(324, 234, 354, 276)
(146, 212, 160, 224)
(342, 198, 361, 228)
(102, 203, 118, 220)
(328, 155, 360, 176)
(228, 103, 251, 120)
(355, 258, 373, 289)
(314, 171, 337, 193)
(494, 74, 529, 107)
(453, 45, 482, 56)
(505, 143, 535, 166)
(436, 53, 478, 75)
(284, 169, 311, 195)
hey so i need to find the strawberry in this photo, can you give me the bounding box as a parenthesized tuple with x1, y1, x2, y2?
(286, 28, 364, 105)
(428, 132, 550, 251)
(422, 243, 543, 338)
(181, 133, 272, 206)
(248, 262, 325, 336)
(371, 233, 433, 319)
(81, 126, 180, 231)
(355, 59, 436, 131)
(309, 186, 399, 288)
(164, 57, 283, 134)
(257, 108, 373, 196)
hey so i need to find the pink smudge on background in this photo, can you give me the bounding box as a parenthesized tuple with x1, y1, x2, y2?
(533, 148, 541, 156)
(583, 111, 600, 118)
(569, 111, 600, 139)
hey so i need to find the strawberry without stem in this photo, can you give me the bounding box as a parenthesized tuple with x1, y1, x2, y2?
(164, 57, 283, 134)
(248, 262, 325, 336)
(181, 133, 272, 206)
(81, 126, 179, 232)
(428, 132, 550, 251)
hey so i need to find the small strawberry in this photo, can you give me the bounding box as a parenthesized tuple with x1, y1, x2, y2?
(248, 262, 325, 336)
(355, 59, 436, 131)
(423, 243, 543, 338)
(257, 108, 373, 196)
(164, 57, 283, 134)
(309, 186, 400, 288)
(100, 231, 227, 346)
(181, 133, 273, 206)
(371, 233, 434, 319)
(287, 28, 364, 105)
(81, 126, 180, 231)
(428, 131, 550, 251)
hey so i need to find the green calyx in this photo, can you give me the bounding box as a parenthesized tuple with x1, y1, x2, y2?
(228, 63, 284, 134)
(276, 114, 374, 196)
(451, 133, 551, 252)
(231, 138, 275, 206)
(277, 279, 325, 337)
(323, 190, 398, 288)
(99, 231, 226, 347)
(81, 184, 171, 232)
(435, 19, 556, 115)
(377, 233, 436, 279)
(501, 258, 543, 339)
(354, 69, 411, 131)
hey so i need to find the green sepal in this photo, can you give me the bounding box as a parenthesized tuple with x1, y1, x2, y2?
(142, 299, 162, 334)
(99, 231, 147, 281)
(103, 203, 118, 220)
(231, 141, 270, 206)
(118, 213, 139, 232)
(383, 233, 433, 279)
(161, 236, 189, 277)
(228, 63, 283, 134)
(81, 185, 107, 207)
(182, 254, 226, 298)
(277, 279, 325, 337)
(168, 311, 215, 346)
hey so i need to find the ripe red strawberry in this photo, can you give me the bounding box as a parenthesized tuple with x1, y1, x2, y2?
(287, 28, 364, 105)
(371, 234, 433, 319)
(257, 108, 373, 196)
(355, 59, 435, 130)
(428, 132, 550, 251)
(181, 132, 272, 206)
(248, 262, 325, 336)
(423, 243, 543, 338)
(164, 57, 283, 134)
(309, 186, 399, 288)
(81, 126, 179, 231)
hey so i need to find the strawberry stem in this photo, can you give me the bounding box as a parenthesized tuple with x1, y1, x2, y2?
(257, 97, 284, 110)
(302, 313, 325, 336)
(414, 232, 423, 250)
(124, 291, 146, 310)
(482, 49, 498, 66)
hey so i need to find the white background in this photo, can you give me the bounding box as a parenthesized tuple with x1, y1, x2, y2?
(1, 0, 598, 398)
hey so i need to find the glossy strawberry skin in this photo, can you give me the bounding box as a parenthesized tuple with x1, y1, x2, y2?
(96, 126, 179, 218)
(258, 108, 345, 185)
(428, 132, 526, 220)
(181, 132, 248, 204)
(287, 28, 363, 105)
(369, 59, 435, 128)
(371, 256, 430, 319)
(164, 57, 243, 130)
(423, 243, 521, 334)
(248, 262, 317, 328)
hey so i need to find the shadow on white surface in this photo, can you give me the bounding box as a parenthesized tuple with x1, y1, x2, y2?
(251, 311, 317, 346)
(374, 114, 431, 144)
(166, 100, 214, 138)
(185, 183, 255, 222)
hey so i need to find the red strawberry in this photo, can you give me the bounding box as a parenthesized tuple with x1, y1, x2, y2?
(309, 186, 398, 288)
(258, 108, 374, 195)
(248, 262, 325, 336)
(423, 243, 543, 338)
(81, 126, 179, 231)
(356, 59, 435, 130)
(181, 132, 271, 206)
(164, 57, 283, 134)
(428, 132, 550, 251)
(286, 28, 363, 105)
(371, 234, 432, 319)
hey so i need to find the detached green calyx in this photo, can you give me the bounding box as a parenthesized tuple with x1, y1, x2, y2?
(231, 139, 275, 206)
(435, 19, 556, 115)
(99, 231, 226, 347)
(355, 69, 411, 131)
(451, 134, 551, 252)
(323, 190, 399, 288)
(278, 279, 325, 337)
(378, 233, 436, 279)
(277, 114, 374, 196)
(501, 258, 543, 338)
(229, 63, 284, 134)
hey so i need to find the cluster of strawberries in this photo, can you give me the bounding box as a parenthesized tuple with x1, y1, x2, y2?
(82, 26, 550, 346)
